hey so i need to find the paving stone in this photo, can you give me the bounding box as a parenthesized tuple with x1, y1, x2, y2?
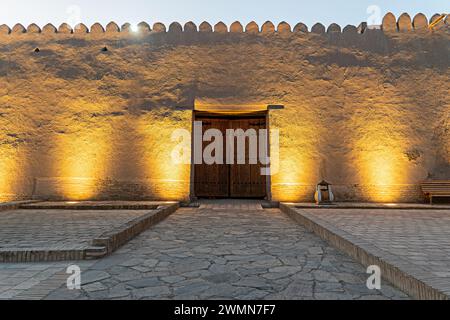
(315, 292, 354, 300)
(108, 284, 131, 299)
(237, 289, 270, 300)
(313, 270, 339, 283)
(90, 255, 129, 270)
(44, 288, 83, 300)
(119, 258, 144, 267)
(308, 247, 324, 255)
(82, 282, 108, 292)
(142, 259, 159, 268)
(125, 277, 162, 289)
(131, 266, 152, 273)
(203, 273, 241, 284)
(113, 269, 143, 282)
(268, 266, 303, 275)
(334, 272, 364, 284)
(161, 276, 185, 284)
(82, 270, 111, 285)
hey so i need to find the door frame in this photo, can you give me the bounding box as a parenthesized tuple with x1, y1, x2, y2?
(189, 110, 272, 200)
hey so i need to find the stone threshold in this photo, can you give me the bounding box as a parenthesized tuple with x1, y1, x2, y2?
(0, 202, 179, 263)
(280, 203, 449, 300)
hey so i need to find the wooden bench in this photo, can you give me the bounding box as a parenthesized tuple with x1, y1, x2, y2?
(420, 180, 450, 204)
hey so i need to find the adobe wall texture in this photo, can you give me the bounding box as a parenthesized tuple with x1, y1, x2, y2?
(0, 14, 449, 202)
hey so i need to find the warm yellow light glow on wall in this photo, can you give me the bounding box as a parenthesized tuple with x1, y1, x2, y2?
(357, 149, 409, 202)
(52, 99, 114, 200)
(271, 150, 317, 202)
(351, 112, 411, 203)
(53, 129, 111, 200)
(269, 109, 321, 202)
(137, 110, 191, 200)
(0, 147, 21, 202)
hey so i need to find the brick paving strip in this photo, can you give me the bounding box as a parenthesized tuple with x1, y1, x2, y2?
(280, 203, 450, 300)
(0, 201, 179, 263)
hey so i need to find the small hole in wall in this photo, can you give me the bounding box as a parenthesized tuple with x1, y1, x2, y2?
(34, 48, 40, 53)
(101, 47, 108, 52)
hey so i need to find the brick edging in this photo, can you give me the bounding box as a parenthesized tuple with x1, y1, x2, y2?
(280, 203, 449, 300)
(91, 203, 180, 255)
(19, 204, 160, 210)
(0, 200, 42, 212)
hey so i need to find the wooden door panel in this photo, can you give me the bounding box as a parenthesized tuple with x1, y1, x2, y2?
(229, 118, 267, 198)
(194, 119, 229, 197)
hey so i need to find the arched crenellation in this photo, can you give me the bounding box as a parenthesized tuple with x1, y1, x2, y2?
(277, 22, 291, 34)
(138, 22, 151, 33)
(12, 23, 26, 34)
(214, 22, 227, 33)
(382, 12, 397, 32)
(293, 23, 308, 33)
(184, 21, 197, 33)
(199, 22, 212, 32)
(413, 13, 428, 31)
(343, 25, 357, 34)
(90, 23, 105, 33)
(430, 13, 442, 23)
(168, 22, 182, 33)
(58, 23, 73, 34)
(74, 23, 88, 34)
(27, 23, 41, 33)
(106, 22, 120, 33)
(42, 23, 57, 34)
(397, 13, 412, 32)
(230, 21, 243, 33)
(0, 24, 11, 35)
(261, 21, 275, 34)
(0, 15, 441, 38)
(245, 21, 259, 34)
(311, 23, 325, 34)
(327, 23, 341, 33)
(430, 13, 447, 30)
(153, 23, 166, 33)
(121, 23, 131, 32)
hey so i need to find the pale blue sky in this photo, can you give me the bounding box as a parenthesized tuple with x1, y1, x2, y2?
(0, 0, 448, 28)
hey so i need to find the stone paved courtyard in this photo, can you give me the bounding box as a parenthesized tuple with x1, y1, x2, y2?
(0, 204, 408, 300)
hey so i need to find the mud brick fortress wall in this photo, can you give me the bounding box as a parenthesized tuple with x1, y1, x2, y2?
(0, 13, 448, 202)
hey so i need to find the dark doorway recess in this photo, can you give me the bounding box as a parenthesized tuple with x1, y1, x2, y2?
(193, 111, 268, 199)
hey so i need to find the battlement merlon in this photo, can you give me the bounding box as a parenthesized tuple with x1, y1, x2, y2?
(0, 13, 448, 38)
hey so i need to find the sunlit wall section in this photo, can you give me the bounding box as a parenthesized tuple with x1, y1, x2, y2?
(0, 85, 32, 202)
(136, 108, 191, 200)
(50, 99, 114, 200)
(0, 147, 27, 202)
(270, 105, 321, 202)
(349, 105, 412, 203)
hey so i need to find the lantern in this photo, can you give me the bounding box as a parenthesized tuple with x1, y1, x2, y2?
(314, 180, 335, 204)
